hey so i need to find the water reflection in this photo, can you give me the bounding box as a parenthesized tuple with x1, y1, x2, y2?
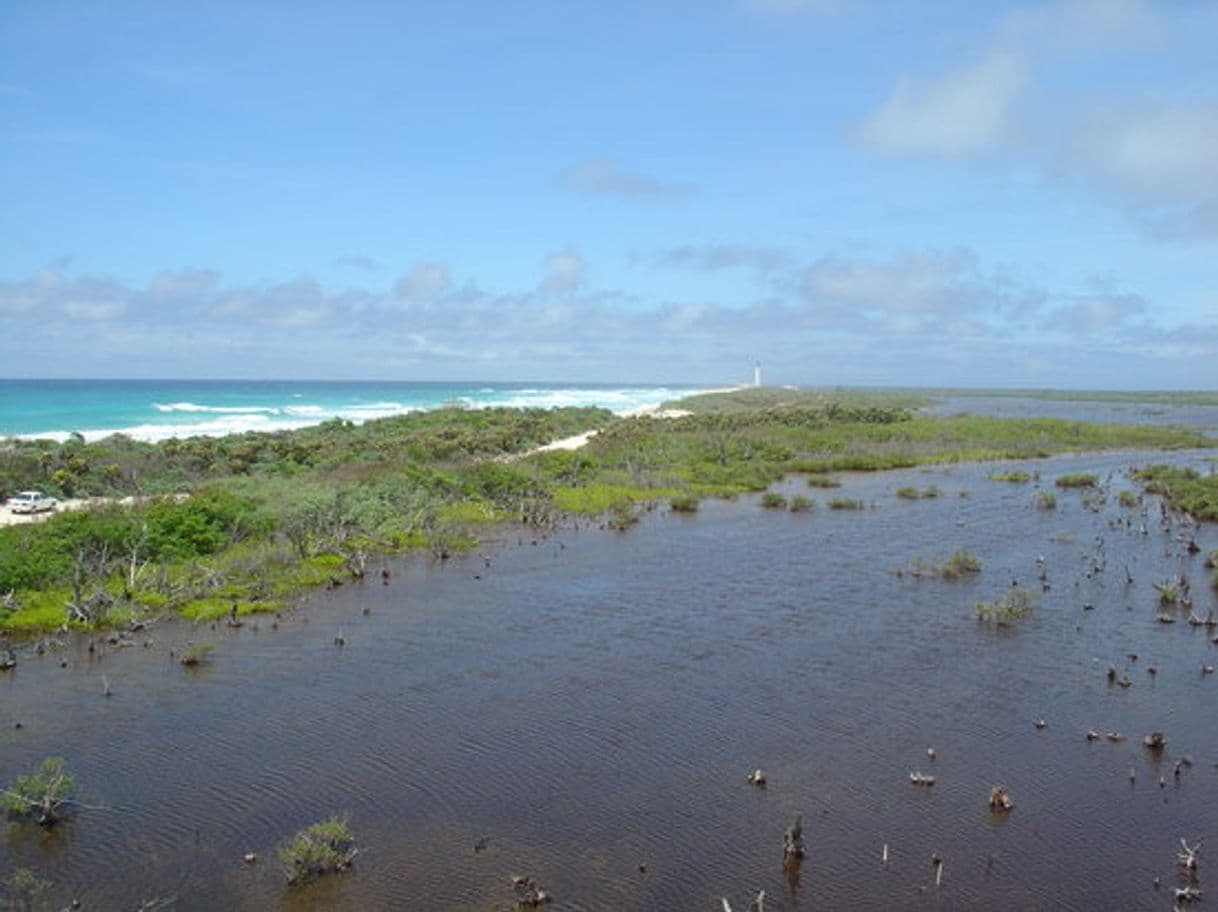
(2, 448, 1216, 910)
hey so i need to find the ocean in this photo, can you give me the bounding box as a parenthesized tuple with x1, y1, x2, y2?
(0, 379, 719, 442)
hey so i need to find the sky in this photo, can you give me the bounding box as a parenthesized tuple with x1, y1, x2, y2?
(2, 0, 1216, 389)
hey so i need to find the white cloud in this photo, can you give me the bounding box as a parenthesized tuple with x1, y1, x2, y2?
(0, 255, 1208, 386)
(855, 1, 1217, 240)
(559, 160, 691, 198)
(655, 244, 793, 274)
(1042, 292, 1146, 332)
(858, 50, 1028, 157)
(539, 249, 586, 295)
(1065, 103, 1218, 201)
(393, 261, 452, 301)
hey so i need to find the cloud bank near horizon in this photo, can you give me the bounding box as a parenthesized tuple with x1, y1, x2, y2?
(3, 246, 1212, 388)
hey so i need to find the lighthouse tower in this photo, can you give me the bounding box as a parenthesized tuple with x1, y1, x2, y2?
(753, 361, 762, 388)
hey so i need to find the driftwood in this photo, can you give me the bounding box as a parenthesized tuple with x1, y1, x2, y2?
(909, 771, 936, 786)
(511, 875, 552, 907)
(988, 786, 1014, 812)
(783, 815, 805, 861)
(1177, 838, 1200, 874)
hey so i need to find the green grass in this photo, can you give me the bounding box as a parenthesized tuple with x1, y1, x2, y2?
(1055, 473, 1098, 488)
(666, 386, 934, 414)
(278, 815, 358, 886)
(552, 483, 652, 514)
(789, 495, 814, 513)
(897, 485, 940, 500)
(976, 588, 1036, 626)
(760, 492, 788, 509)
(827, 497, 865, 510)
(805, 474, 842, 488)
(179, 642, 215, 666)
(990, 469, 1032, 482)
(1132, 465, 1218, 521)
(669, 494, 700, 513)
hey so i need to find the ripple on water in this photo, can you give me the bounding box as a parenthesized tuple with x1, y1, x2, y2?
(1, 448, 1216, 910)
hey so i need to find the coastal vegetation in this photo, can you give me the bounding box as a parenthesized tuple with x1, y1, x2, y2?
(976, 588, 1036, 626)
(903, 549, 982, 580)
(827, 497, 866, 510)
(896, 485, 940, 499)
(1054, 473, 1099, 489)
(2, 758, 78, 827)
(1131, 464, 1218, 521)
(278, 815, 358, 885)
(1, 395, 1214, 633)
(0, 867, 54, 911)
(990, 469, 1032, 482)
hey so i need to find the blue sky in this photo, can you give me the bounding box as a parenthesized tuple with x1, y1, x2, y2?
(2, 0, 1216, 388)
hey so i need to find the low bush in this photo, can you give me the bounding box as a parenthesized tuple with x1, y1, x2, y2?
(990, 469, 1032, 482)
(669, 494, 699, 513)
(278, 815, 358, 885)
(2, 757, 78, 827)
(976, 588, 1035, 626)
(827, 497, 865, 510)
(1055, 473, 1098, 489)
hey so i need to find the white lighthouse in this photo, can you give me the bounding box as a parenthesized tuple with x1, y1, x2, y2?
(753, 361, 762, 388)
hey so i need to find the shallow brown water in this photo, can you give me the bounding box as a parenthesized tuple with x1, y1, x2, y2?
(2, 450, 1217, 911)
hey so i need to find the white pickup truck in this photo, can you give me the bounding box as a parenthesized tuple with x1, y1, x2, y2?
(7, 491, 59, 514)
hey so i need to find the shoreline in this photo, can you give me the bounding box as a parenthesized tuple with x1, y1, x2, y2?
(1, 381, 740, 444)
(0, 395, 744, 526)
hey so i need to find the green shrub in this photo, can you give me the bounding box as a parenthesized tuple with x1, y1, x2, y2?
(760, 492, 787, 509)
(669, 494, 699, 513)
(805, 474, 841, 488)
(1055, 473, 1098, 488)
(976, 588, 1035, 626)
(990, 469, 1031, 482)
(906, 549, 982, 580)
(278, 815, 358, 885)
(0, 867, 54, 911)
(897, 485, 940, 500)
(179, 642, 215, 666)
(789, 495, 813, 512)
(2, 758, 77, 827)
(827, 497, 865, 510)
(1132, 465, 1218, 521)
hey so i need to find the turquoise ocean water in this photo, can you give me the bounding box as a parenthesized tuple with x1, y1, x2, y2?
(0, 379, 720, 442)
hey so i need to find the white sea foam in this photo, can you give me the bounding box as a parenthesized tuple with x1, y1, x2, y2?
(154, 402, 278, 414)
(18, 385, 727, 443)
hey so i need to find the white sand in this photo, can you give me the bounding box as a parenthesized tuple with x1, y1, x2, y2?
(515, 398, 708, 458)
(1, 494, 185, 527)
